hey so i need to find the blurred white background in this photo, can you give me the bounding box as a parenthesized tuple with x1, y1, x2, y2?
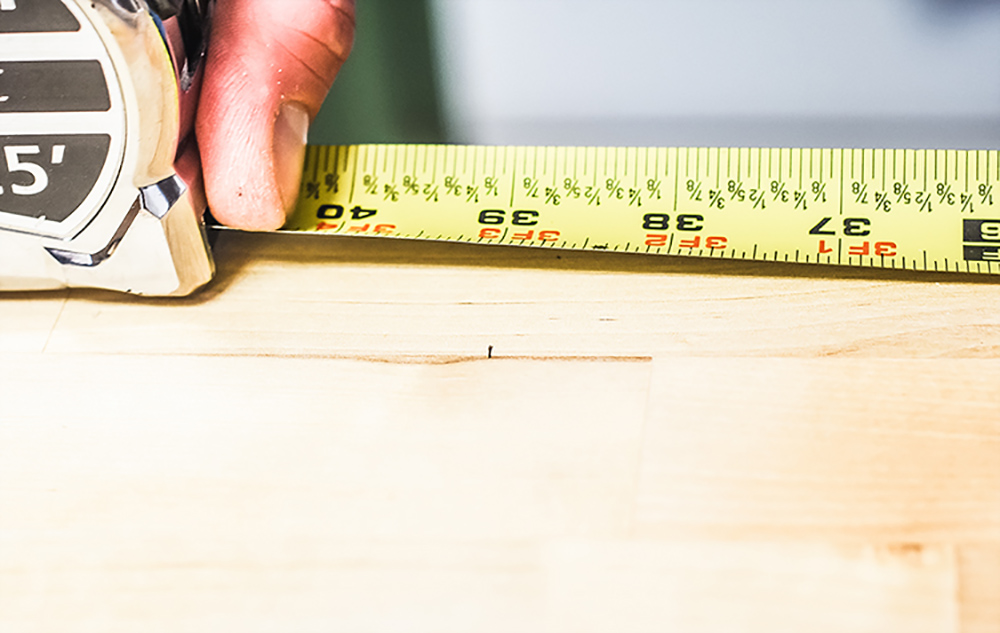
(430, 0, 1000, 147)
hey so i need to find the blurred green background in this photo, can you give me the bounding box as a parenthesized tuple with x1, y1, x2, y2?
(306, 0, 1000, 150)
(307, 0, 446, 145)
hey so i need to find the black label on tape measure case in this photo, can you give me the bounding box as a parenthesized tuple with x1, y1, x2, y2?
(0, 61, 111, 113)
(0, 134, 111, 223)
(0, 0, 80, 33)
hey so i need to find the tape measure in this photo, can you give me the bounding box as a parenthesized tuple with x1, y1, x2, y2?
(3, 0, 999, 297)
(286, 144, 1000, 275)
(0, 0, 214, 296)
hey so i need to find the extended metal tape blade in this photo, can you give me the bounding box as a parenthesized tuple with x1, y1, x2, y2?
(268, 144, 1000, 275)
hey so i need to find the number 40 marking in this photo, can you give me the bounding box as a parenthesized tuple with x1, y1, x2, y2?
(0, 1, 16, 12)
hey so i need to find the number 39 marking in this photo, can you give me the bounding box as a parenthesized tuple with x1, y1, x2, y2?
(0, 1, 16, 11)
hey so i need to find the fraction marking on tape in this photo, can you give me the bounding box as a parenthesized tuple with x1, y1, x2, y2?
(286, 145, 1000, 274)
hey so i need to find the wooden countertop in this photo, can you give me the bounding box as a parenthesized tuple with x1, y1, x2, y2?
(2, 231, 998, 632)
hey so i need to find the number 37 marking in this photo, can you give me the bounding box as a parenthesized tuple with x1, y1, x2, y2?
(809, 216, 871, 236)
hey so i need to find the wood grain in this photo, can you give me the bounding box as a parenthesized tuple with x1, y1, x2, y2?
(959, 545, 1000, 633)
(37, 231, 1000, 359)
(636, 358, 1000, 541)
(2, 231, 999, 632)
(544, 541, 957, 633)
(0, 290, 67, 353)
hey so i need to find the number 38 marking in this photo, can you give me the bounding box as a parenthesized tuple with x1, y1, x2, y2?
(641, 213, 704, 231)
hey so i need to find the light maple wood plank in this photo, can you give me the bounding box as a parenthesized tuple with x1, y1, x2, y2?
(2, 353, 994, 631)
(543, 541, 957, 633)
(0, 540, 545, 633)
(5, 229, 1000, 633)
(958, 545, 1000, 633)
(636, 358, 1000, 542)
(0, 290, 67, 353)
(0, 354, 649, 632)
(0, 354, 649, 542)
(43, 231, 1000, 358)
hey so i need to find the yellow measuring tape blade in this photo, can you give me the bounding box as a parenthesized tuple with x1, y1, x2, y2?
(286, 145, 1000, 274)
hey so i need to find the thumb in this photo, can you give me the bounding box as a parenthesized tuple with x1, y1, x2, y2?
(196, 0, 355, 230)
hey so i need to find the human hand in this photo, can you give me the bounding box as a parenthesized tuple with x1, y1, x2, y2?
(194, 0, 355, 230)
